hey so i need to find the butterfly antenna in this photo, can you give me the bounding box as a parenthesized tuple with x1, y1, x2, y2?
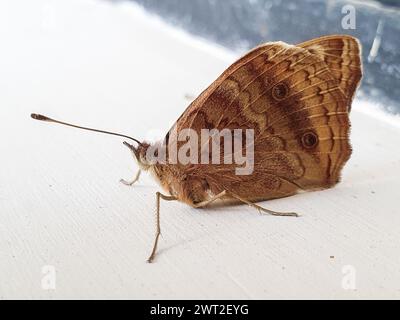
(30, 113, 142, 145)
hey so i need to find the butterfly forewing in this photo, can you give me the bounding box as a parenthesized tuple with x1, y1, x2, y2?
(298, 34, 362, 107)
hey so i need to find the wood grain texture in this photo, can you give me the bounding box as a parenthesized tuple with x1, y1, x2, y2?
(1, 0, 399, 299)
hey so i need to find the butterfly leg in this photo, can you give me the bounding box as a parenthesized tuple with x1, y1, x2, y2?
(226, 191, 299, 217)
(120, 170, 141, 186)
(120, 141, 141, 186)
(147, 192, 177, 263)
(192, 191, 228, 208)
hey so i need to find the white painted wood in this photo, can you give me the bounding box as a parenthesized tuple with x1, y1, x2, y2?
(1, 0, 399, 299)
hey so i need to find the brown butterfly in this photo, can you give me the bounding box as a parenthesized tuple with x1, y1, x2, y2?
(32, 34, 362, 263)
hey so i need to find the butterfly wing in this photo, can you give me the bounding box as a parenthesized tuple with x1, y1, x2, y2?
(298, 34, 362, 108)
(169, 36, 361, 202)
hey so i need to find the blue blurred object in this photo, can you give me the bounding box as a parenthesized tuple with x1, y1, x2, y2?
(128, 0, 400, 114)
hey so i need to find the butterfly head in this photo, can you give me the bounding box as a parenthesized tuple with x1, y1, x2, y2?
(123, 141, 152, 170)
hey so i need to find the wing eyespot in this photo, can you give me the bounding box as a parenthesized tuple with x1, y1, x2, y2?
(301, 131, 319, 148)
(272, 82, 289, 100)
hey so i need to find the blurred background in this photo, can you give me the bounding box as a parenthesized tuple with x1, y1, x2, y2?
(126, 0, 400, 114)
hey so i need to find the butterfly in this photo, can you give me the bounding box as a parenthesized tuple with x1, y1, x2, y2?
(32, 34, 362, 262)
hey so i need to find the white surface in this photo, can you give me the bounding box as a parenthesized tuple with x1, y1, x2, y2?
(1, 0, 400, 299)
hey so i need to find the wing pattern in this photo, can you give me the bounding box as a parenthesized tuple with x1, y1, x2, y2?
(167, 35, 362, 201)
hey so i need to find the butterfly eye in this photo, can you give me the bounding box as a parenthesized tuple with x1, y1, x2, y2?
(301, 131, 319, 148)
(272, 83, 289, 100)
